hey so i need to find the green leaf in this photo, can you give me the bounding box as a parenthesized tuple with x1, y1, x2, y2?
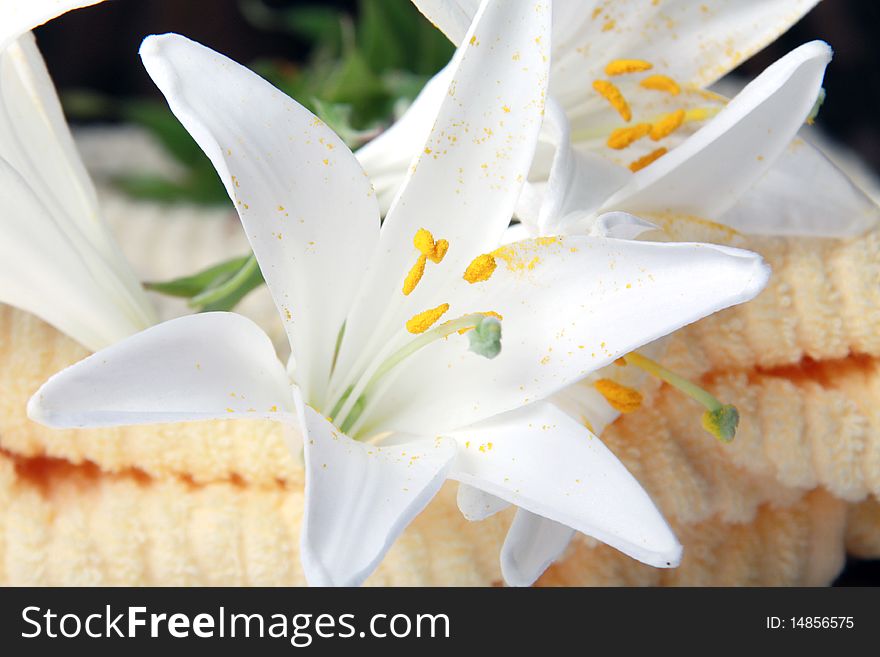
(144, 255, 252, 298)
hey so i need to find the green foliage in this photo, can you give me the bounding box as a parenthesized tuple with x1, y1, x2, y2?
(144, 254, 265, 312)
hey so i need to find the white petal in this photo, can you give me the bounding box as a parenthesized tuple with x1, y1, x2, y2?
(0, 0, 105, 50)
(605, 42, 832, 221)
(457, 483, 509, 521)
(410, 0, 480, 46)
(0, 35, 155, 350)
(362, 235, 768, 434)
(448, 402, 681, 568)
(500, 509, 574, 587)
(28, 313, 293, 428)
(414, 1, 820, 100)
(332, 0, 551, 387)
(519, 97, 630, 235)
(355, 64, 453, 214)
(296, 391, 456, 586)
(140, 34, 379, 407)
(0, 159, 150, 351)
(588, 212, 658, 239)
(721, 136, 880, 237)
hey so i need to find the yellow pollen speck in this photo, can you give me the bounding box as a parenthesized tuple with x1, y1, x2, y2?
(406, 303, 450, 334)
(270, 405, 278, 412)
(403, 255, 427, 296)
(502, 104, 511, 112)
(650, 109, 686, 141)
(605, 59, 653, 76)
(463, 253, 497, 283)
(639, 74, 681, 96)
(226, 407, 234, 413)
(469, 35, 478, 45)
(607, 123, 651, 150)
(424, 147, 432, 154)
(322, 158, 329, 165)
(592, 80, 631, 122)
(277, 205, 285, 212)
(602, 19, 616, 31)
(594, 379, 643, 413)
(629, 147, 668, 172)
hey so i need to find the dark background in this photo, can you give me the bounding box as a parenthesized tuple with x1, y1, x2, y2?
(31, 0, 880, 586)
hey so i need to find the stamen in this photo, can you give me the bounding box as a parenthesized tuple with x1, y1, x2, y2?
(404, 228, 449, 295)
(592, 80, 632, 122)
(605, 59, 653, 76)
(406, 303, 450, 334)
(463, 253, 497, 283)
(594, 378, 643, 413)
(650, 109, 686, 141)
(623, 352, 739, 442)
(414, 228, 449, 263)
(628, 147, 667, 172)
(639, 74, 681, 96)
(403, 255, 427, 295)
(607, 123, 651, 150)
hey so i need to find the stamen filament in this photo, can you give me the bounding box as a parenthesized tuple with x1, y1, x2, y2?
(333, 313, 495, 434)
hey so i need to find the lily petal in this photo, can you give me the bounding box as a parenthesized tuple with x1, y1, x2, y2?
(414, 0, 820, 98)
(28, 313, 293, 428)
(355, 64, 453, 214)
(363, 235, 769, 434)
(721, 136, 880, 237)
(0, 0, 105, 50)
(296, 390, 456, 586)
(604, 41, 832, 221)
(501, 509, 574, 587)
(0, 34, 155, 350)
(519, 97, 630, 235)
(448, 402, 682, 568)
(457, 483, 509, 521)
(140, 34, 380, 407)
(333, 0, 551, 385)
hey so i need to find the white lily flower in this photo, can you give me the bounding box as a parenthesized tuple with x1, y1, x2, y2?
(29, 1, 770, 587)
(359, 0, 878, 238)
(0, 0, 156, 351)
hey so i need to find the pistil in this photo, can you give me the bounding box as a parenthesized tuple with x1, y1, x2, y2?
(623, 352, 739, 442)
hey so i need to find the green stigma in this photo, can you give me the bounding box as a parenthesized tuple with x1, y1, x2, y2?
(468, 316, 502, 359)
(701, 404, 739, 443)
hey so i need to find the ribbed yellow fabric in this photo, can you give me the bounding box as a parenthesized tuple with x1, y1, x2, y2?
(0, 449, 846, 586)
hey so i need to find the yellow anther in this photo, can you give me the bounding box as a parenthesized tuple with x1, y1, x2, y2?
(639, 74, 681, 96)
(605, 59, 653, 76)
(607, 123, 651, 150)
(406, 303, 450, 334)
(428, 239, 449, 264)
(594, 379, 643, 413)
(403, 255, 427, 296)
(592, 80, 632, 122)
(414, 228, 435, 254)
(650, 109, 686, 141)
(463, 253, 497, 283)
(628, 147, 667, 172)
